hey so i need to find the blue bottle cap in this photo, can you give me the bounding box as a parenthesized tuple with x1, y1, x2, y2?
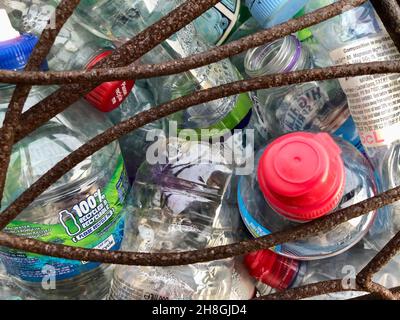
(245, 0, 309, 28)
(0, 34, 40, 70)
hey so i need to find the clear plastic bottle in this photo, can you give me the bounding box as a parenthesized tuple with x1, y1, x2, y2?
(108, 138, 235, 300)
(305, 0, 400, 240)
(238, 132, 377, 260)
(2, 1, 147, 181)
(0, 94, 130, 300)
(245, 240, 400, 299)
(244, 244, 362, 299)
(244, 35, 363, 151)
(229, 257, 257, 300)
(217, 183, 257, 300)
(245, 0, 309, 28)
(226, 2, 310, 75)
(0, 261, 32, 300)
(74, 0, 254, 133)
(76, 0, 248, 46)
(0, 13, 131, 299)
(51, 22, 134, 111)
(2, 1, 134, 113)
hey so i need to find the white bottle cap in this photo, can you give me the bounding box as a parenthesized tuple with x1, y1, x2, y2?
(0, 9, 20, 42)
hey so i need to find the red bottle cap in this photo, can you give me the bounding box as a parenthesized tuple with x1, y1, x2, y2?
(257, 132, 345, 222)
(244, 250, 300, 291)
(84, 50, 135, 112)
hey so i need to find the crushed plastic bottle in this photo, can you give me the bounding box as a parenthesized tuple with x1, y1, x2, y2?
(238, 132, 377, 260)
(74, 0, 254, 133)
(108, 138, 235, 300)
(107, 80, 165, 181)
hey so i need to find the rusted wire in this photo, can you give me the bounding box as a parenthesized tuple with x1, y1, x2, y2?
(0, 0, 400, 300)
(256, 280, 362, 300)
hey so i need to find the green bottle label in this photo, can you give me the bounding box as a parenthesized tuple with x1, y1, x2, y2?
(171, 92, 253, 139)
(206, 92, 253, 132)
(0, 156, 130, 282)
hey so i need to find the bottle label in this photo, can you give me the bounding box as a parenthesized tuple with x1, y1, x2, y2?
(280, 84, 329, 132)
(0, 156, 130, 282)
(194, 0, 240, 45)
(333, 116, 365, 153)
(237, 181, 282, 252)
(329, 33, 400, 148)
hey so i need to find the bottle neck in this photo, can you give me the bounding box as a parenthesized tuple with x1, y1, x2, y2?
(245, 35, 310, 78)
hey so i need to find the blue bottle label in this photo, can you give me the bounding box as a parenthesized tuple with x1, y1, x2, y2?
(334, 116, 365, 153)
(237, 181, 282, 252)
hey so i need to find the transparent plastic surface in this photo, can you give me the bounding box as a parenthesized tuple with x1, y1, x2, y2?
(0, 86, 128, 300)
(76, 0, 242, 46)
(237, 136, 377, 260)
(109, 138, 235, 300)
(108, 80, 165, 180)
(47, 17, 115, 71)
(305, 1, 381, 52)
(303, 241, 400, 299)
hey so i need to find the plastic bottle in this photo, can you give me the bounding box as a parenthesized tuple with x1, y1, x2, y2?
(108, 137, 235, 300)
(237, 131, 377, 260)
(75, 0, 249, 46)
(2, 1, 149, 180)
(245, 0, 309, 28)
(0, 11, 131, 299)
(108, 79, 166, 181)
(305, 0, 400, 239)
(48, 18, 135, 112)
(217, 184, 258, 300)
(0, 262, 31, 300)
(245, 240, 400, 299)
(244, 35, 363, 151)
(2, 1, 134, 113)
(74, 0, 254, 134)
(226, 3, 310, 75)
